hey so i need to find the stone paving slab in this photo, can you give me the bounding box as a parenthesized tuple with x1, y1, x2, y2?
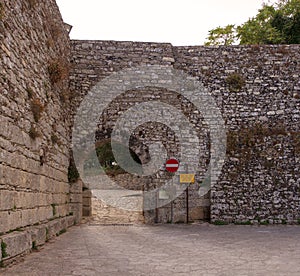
(1, 224, 300, 276)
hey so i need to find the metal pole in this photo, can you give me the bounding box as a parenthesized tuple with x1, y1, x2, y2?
(171, 178, 174, 223)
(185, 164, 189, 224)
(155, 190, 158, 223)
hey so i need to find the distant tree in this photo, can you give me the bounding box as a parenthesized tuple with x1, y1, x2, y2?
(204, 0, 300, 45)
(270, 0, 300, 44)
(204, 24, 237, 46)
(237, 4, 284, 44)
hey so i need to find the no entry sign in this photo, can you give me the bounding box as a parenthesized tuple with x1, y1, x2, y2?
(165, 158, 179, 173)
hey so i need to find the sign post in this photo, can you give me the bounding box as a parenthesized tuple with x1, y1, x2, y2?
(165, 158, 179, 224)
(184, 164, 189, 224)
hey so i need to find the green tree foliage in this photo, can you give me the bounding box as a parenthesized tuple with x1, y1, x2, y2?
(204, 24, 237, 46)
(204, 0, 300, 45)
(83, 141, 142, 176)
(237, 4, 284, 44)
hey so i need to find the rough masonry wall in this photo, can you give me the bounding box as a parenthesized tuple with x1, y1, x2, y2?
(0, 0, 75, 263)
(174, 45, 300, 224)
(70, 41, 300, 224)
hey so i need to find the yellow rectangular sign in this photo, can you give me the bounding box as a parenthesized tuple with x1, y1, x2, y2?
(180, 174, 195, 184)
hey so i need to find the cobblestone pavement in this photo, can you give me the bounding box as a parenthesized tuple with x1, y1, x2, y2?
(2, 224, 300, 276)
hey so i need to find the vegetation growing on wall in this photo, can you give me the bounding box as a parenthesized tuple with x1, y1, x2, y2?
(51, 133, 60, 145)
(27, 0, 38, 9)
(1, 241, 8, 258)
(226, 122, 288, 158)
(226, 73, 245, 92)
(68, 159, 80, 183)
(30, 98, 44, 122)
(26, 87, 34, 99)
(291, 131, 300, 154)
(48, 60, 69, 85)
(0, 3, 5, 20)
(29, 125, 40, 140)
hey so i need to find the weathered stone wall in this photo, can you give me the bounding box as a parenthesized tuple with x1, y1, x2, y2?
(70, 41, 300, 225)
(173, 45, 299, 224)
(91, 195, 144, 225)
(0, 0, 76, 263)
(0, 4, 298, 260)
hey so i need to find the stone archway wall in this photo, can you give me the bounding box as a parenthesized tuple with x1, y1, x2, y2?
(70, 41, 300, 225)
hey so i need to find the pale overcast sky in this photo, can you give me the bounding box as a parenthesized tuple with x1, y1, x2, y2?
(56, 0, 269, 46)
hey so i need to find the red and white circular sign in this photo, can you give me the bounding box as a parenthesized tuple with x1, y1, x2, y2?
(165, 158, 179, 173)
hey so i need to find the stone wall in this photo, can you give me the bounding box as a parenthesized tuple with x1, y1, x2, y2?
(70, 41, 300, 225)
(0, 0, 76, 264)
(0, 6, 299, 267)
(173, 45, 299, 224)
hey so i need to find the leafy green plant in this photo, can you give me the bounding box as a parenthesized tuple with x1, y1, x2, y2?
(1, 241, 8, 258)
(213, 220, 229, 225)
(205, 0, 300, 45)
(32, 241, 38, 250)
(45, 227, 49, 242)
(205, 24, 236, 45)
(226, 73, 245, 92)
(234, 221, 252, 225)
(83, 140, 142, 176)
(51, 204, 56, 216)
(259, 220, 269, 225)
(58, 229, 66, 236)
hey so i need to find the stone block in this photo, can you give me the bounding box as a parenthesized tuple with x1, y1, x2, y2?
(70, 181, 82, 194)
(46, 220, 62, 239)
(70, 193, 82, 203)
(51, 194, 66, 205)
(15, 192, 37, 209)
(66, 216, 75, 228)
(55, 204, 69, 217)
(42, 206, 54, 221)
(59, 217, 68, 231)
(0, 211, 9, 233)
(83, 190, 92, 197)
(28, 226, 47, 246)
(21, 209, 39, 227)
(2, 211, 22, 233)
(82, 206, 91, 217)
(69, 203, 82, 224)
(82, 197, 91, 206)
(0, 190, 16, 211)
(1, 231, 32, 259)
